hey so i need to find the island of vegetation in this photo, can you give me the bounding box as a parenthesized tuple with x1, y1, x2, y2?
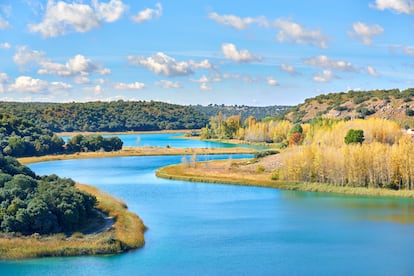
(0, 155, 146, 259)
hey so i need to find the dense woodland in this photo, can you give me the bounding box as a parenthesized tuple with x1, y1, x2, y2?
(0, 155, 97, 235)
(192, 104, 289, 121)
(0, 101, 208, 132)
(0, 115, 123, 157)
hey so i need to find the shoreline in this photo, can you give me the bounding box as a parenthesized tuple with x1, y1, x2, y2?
(18, 146, 257, 165)
(56, 129, 194, 137)
(0, 183, 146, 260)
(156, 160, 414, 199)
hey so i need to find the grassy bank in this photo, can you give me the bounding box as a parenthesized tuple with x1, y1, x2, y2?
(156, 160, 414, 199)
(0, 183, 146, 260)
(18, 147, 256, 165)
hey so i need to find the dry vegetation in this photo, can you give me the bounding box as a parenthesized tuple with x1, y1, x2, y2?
(157, 118, 414, 198)
(0, 183, 146, 260)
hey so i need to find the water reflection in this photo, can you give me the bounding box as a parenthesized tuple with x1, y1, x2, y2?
(281, 190, 414, 224)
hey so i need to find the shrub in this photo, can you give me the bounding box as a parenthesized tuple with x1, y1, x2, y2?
(344, 129, 365, 144)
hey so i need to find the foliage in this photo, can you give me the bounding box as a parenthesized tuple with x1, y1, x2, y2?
(66, 135, 123, 152)
(192, 104, 290, 122)
(0, 155, 97, 235)
(0, 101, 209, 132)
(0, 114, 65, 157)
(344, 129, 365, 144)
(277, 118, 414, 190)
(254, 150, 279, 159)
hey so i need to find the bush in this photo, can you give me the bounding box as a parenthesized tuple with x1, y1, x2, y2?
(254, 150, 279, 159)
(344, 129, 365, 144)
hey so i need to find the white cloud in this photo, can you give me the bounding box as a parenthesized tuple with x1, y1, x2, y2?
(114, 81, 145, 90)
(348, 22, 384, 45)
(280, 63, 299, 75)
(367, 66, 379, 76)
(400, 45, 414, 55)
(267, 77, 279, 86)
(0, 16, 11, 30)
(128, 52, 213, 77)
(208, 12, 268, 30)
(13, 46, 45, 69)
(0, 42, 11, 49)
(0, 73, 8, 83)
(93, 0, 127, 22)
(200, 83, 212, 91)
(313, 70, 338, 83)
(156, 80, 182, 89)
(304, 55, 357, 72)
(275, 19, 328, 49)
(14, 46, 111, 77)
(132, 2, 162, 23)
(221, 43, 261, 63)
(370, 0, 414, 14)
(39, 54, 111, 77)
(8, 76, 71, 93)
(29, 0, 127, 38)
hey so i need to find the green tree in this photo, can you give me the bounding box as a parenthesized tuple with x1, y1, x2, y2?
(344, 129, 365, 144)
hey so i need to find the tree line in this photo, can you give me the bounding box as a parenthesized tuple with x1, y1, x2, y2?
(0, 114, 123, 157)
(0, 155, 97, 235)
(0, 100, 209, 132)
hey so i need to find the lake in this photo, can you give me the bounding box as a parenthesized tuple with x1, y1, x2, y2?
(62, 132, 267, 149)
(2, 137, 414, 275)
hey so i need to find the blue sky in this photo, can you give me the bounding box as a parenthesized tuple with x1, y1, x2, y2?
(1, 0, 414, 106)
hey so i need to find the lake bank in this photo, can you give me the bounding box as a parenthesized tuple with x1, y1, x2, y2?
(156, 159, 414, 199)
(17, 146, 257, 165)
(0, 183, 146, 260)
(56, 129, 195, 137)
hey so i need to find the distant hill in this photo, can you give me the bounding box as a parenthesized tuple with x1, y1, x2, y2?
(284, 88, 414, 128)
(192, 104, 291, 121)
(0, 101, 208, 132)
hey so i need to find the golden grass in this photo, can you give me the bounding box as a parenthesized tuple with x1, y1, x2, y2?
(156, 160, 414, 199)
(0, 183, 146, 260)
(18, 147, 256, 165)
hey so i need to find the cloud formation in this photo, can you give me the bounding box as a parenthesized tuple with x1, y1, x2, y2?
(209, 12, 328, 48)
(267, 77, 279, 86)
(280, 63, 299, 75)
(8, 76, 71, 93)
(370, 0, 414, 14)
(13, 46, 111, 77)
(156, 80, 182, 89)
(29, 0, 127, 37)
(313, 70, 338, 83)
(128, 52, 212, 77)
(114, 81, 145, 90)
(0, 42, 11, 49)
(0, 16, 11, 29)
(367, 66, 379, 76)
(208, 12, 267, 30)
(304, 55, 357, 72)
(348, 22, 384, 45)
(275, 19, 328, 49)
(132, 2, 162, 23)
(221, 43, 261, 63)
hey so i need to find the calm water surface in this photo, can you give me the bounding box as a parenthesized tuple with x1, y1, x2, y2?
(62, 132, 264, 149)
(2, 154, 414, 275)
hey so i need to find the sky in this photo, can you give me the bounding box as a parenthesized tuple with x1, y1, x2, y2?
(1, 0, 414, 106)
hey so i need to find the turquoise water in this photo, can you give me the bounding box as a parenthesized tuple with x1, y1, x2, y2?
(62, 133, 266, 149)
(2, 155, 414, 275)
